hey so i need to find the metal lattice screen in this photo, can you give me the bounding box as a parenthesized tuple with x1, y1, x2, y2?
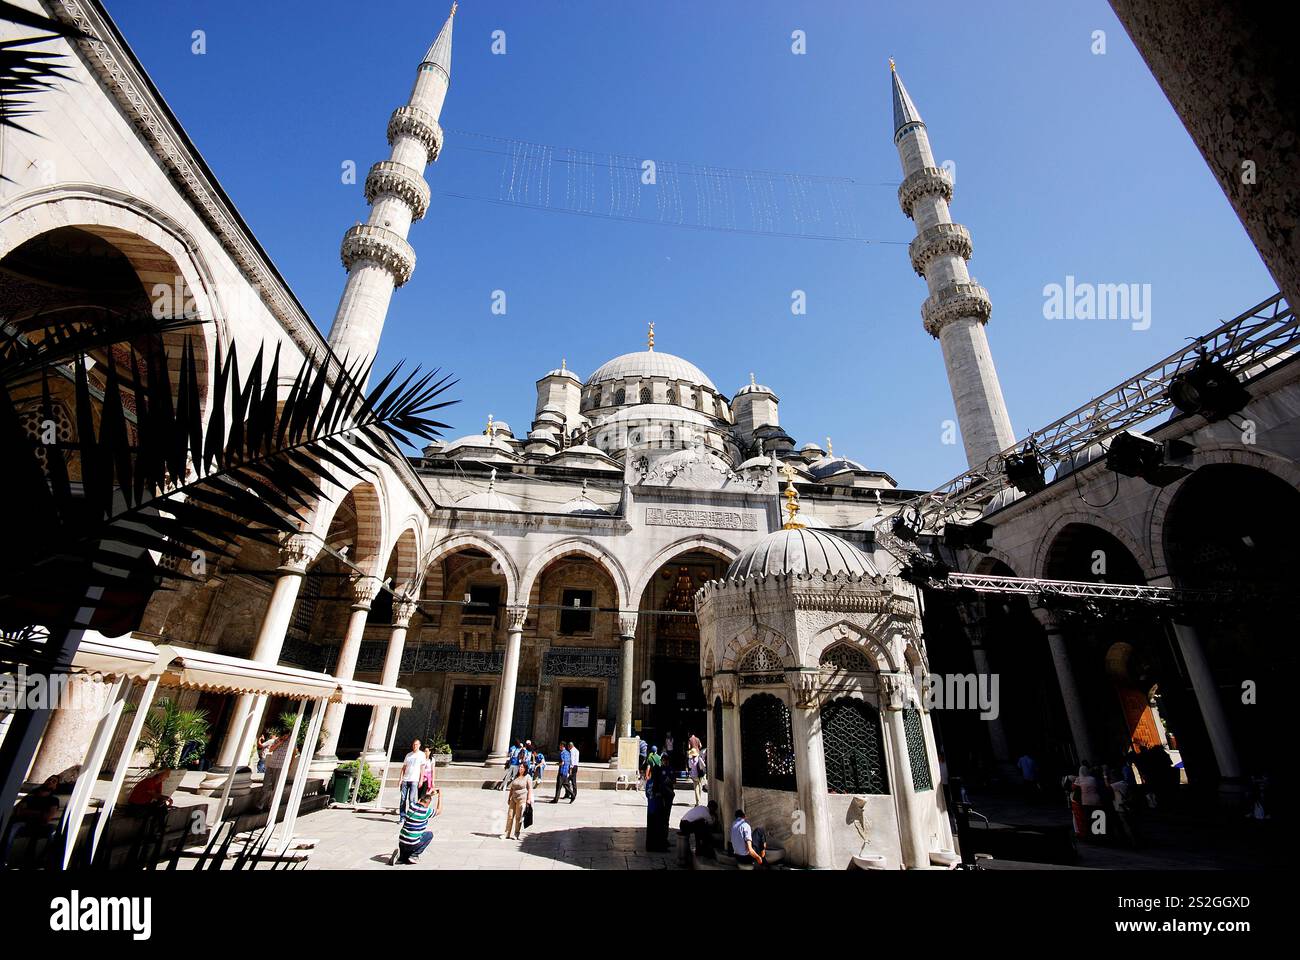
(712, 698, 724, 781)
(740, 693, 797, 792)
(821, 697, 888, 794)
(902, 708, 933, 791)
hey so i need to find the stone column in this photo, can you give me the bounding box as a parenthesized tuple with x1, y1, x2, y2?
(617, 613, 637, 739)
(789, 671, 834, 869)
(317, 574, 382, 760)
(1145, 578, 1243, 785)
(715, 673, 742, 844)
(364, 594, 419, 757)
(880, 674, 927, 869)
(1031, 607, 1099, 765)
(27, 674, 116, 784)
(214, 532, 320, 770)
(486, 605, 527, 764)
(966, 625, 1011, 766)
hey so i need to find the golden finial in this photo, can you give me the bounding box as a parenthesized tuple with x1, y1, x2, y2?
(647, 321, 655, 352)
(486, 413, 494, 439)
(826, 436, 833, 457)
(889, 57, 896, 72)
(450, 1, 458, 17)
(780, 462, 805, 530)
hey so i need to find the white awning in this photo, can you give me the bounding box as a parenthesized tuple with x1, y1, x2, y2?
(333, 679, 413, 710)
(152, 644, 337, 699)
(71, 632, 161, 680)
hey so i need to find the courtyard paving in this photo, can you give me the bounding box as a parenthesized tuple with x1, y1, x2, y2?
(301, 784, 685, 870)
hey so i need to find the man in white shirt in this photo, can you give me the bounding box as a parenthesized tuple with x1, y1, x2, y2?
(567, 742, 580, 802)
(679, 799, 717, 859)
(399, 739, 423, 818)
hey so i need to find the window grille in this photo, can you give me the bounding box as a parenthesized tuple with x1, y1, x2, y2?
(712, 697, 724, 781)
(740, 692, 797, 791)
(821, 697, 888, 794)
(902, 708, 933, 791)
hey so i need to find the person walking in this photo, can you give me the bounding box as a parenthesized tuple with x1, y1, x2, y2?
(688, 748, 706, 806)
(399, 739, 423, 818)
(392, 784, 440, 865)
(420, 746, 435, 793)
(1017, 751, 1040, 800)
(554, 742, 573, 802)
(638, 737, 649, 778)
(503, 760, 532, 840)
(567, 741, 580, 802)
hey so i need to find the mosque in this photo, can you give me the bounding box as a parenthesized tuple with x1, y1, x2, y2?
(2, 1, 1296, 869)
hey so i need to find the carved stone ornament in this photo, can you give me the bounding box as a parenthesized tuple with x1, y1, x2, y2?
(278, 532, 321, 572)
(618, 613, 638, 637)
(878, 672, 906, 711)
(506, 605, 529, 631)
(392, 595, 419, 628)
(713, 671, 738, 707)
(789, 669, 822, 708)
(350, 574, 383, 609)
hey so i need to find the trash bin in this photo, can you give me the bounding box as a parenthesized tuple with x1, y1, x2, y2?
(332, 770, 354, 803)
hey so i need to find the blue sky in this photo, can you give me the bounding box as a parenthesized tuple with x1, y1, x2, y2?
(106, 0, 1274, 489)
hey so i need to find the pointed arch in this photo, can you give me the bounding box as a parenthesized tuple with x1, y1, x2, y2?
(424, 534, 520, 606)
(519, 538, 631, 611)
(630, 535, 740, 603)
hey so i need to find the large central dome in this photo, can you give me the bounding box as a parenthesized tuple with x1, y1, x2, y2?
(585, 350, 716, 392)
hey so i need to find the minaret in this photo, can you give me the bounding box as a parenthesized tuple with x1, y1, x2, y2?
(326, 4, 456, 370)
(892, 61, 1015, 470)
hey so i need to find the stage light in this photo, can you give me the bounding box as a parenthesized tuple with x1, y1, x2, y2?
(1105, 431, 1193, 487)
(1004, 450, 1046, 494)
(891, 507, 924, 542)
(944, 520, 993, 551)
(1169, 357, 1249, 422)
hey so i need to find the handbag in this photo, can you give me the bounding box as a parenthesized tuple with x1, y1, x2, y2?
(523, 802, 534, 828)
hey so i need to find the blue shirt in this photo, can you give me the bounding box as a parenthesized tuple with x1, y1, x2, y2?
(558, 748, 571, 775)
(730, 818, 753, 856)
(509, 746, 521, 767)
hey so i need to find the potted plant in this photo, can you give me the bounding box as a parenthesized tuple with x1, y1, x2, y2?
(427, 726, 453, 766)
(133, 698, 211, 798)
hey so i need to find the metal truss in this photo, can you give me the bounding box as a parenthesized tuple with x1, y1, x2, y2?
(902, 292, 1296, 529)
(934, 572, 1222, 604)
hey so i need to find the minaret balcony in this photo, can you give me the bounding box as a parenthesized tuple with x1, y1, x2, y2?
(897, 165, 953, 219)
(340, 224, 417, 286)
(921, 281, 992, 338)
(364, 161, 432, 220)
(909, 222, 973, 276)
(387, 105, 444, 163)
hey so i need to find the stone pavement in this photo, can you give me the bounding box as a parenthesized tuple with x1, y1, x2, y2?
(301, 784, 685, 870)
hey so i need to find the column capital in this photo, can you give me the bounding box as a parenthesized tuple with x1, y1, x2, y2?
(618, 613, 638, 637)
(505, 604, 528, 632)
(700, 673, 713, 703)
(349, 574, 382, 610)
(713, 671, 737, 707)
(788, 668, 822, 709)
(392, 594, 419, 628)
(878, 672, 906, 711)
(1031, 605, 1062, 633)
(278, 531, 322, 573)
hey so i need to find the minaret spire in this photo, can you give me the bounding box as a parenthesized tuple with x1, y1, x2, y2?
(892, 62, 1015, 469)
(326, 5, 456, 374)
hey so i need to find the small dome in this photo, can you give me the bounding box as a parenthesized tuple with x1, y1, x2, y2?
(586, 350, 716, 391)
(443, 433, 515, 455)
(726, 527, 877, 580)
(735, 381, 775, 398)
(737, 455, 774, 472)
(808, 455, 867, 480)
(542, 365, 580, 381)
(561, 496, 608, 516)
(455, 486, 518, 511)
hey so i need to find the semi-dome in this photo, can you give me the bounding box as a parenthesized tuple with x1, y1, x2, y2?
(585, 350, 716, 392)
(726, 527, 877, 580)
(455, 488, 518, 511)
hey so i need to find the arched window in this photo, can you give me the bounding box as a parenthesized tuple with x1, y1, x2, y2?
(821, 696, 888, 794)
(667, 387, 678, 405)
(639, 386, 652, 404)
(902, 708, 933, 791)
(819, 642, 874, 674)
(614, 388, 626, 405)
(740, 692, 796, 791)
(712, 697, 724, 782)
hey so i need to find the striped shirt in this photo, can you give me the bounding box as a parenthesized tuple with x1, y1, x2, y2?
(399, 799, 434, 845)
